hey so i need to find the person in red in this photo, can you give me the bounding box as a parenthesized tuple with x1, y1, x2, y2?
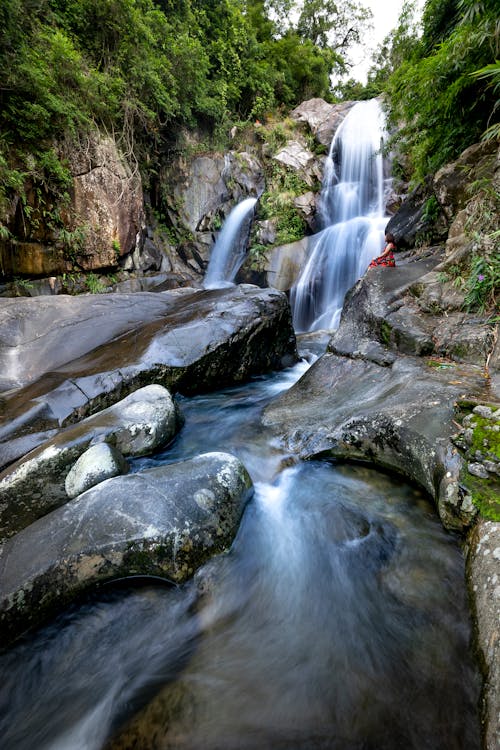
(368, 232, 396, 268)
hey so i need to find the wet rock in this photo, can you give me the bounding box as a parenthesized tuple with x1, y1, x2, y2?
(65, 443, 129, 499)
(0, 452, 253, 646)
(0, 285, 297, 466)
(263, 352, 484, 531)
(466, 519, 500, 750)
(264, 238, 309, 292)
(0, 384, 181, 540)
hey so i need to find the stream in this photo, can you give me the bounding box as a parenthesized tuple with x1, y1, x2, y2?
(0, 336, 481, 750)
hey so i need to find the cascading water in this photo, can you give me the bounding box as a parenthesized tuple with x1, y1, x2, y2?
(0, 350, 481, 750)
(203, 197, 257, 289)
(291, 99, 390, 331)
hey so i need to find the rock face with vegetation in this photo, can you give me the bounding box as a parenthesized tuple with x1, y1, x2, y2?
(0, 451, 253, 646)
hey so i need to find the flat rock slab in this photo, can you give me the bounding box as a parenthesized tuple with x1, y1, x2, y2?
(0, 384, 181, 540)
(0, 452, 253, 646)
(0, 285, 297, 465)
(263, 352, 486, 531)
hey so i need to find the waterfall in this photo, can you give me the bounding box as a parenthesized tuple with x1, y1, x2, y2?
(203, 197, 257, 289)
(291, 99, 390, 332)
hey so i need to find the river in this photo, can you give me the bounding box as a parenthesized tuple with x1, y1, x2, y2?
(0, 335, 481, 750)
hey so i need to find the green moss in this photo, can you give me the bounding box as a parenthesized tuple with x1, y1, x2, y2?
(380, 320, 392, 346)
(465, 473, 500, 521)
(455, 406, 500, 521)
(467, 415, 500, 457)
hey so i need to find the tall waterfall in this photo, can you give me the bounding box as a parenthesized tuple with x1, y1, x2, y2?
(203, 197, 257, 289)
(291, 99, 390, 331)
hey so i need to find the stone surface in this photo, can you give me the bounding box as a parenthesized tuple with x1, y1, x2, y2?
(290, 99, 355, 146)
(466, 519, 500, 750)
(0, 384, 181, 540)
(273, 141, 322, 186)
(0, 452, 253, 646)
(265, 238, 309, 292)
(331, 255, 496, 370)
(433, 140, 498, 223)
(263, 351, 484, 531)
(0, 285, 298, 468)
(64, 443, 129, 499)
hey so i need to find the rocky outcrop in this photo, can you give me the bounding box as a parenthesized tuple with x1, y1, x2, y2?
(0, 285, 297, 468)
(290, 99, 355, 147)
(0, 131, 147, 279)
(273, 141, 323, 187)
(158, 149, 265, 283)
(466, 519, 500, 750)
(64, 133, 145, 270)
(0, 384, 181, 540)
(0, 452, 253, 646)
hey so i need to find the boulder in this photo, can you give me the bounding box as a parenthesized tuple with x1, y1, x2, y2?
(466, 519, 500, 750)
(331, 255, 496, 368)
(433, 140, 498, 223)
(0, 384, 181, 540)
(273, 141, 322, 187)
(0, 285, 297, 467)
(64, 443, 129, 499)
(65, 133, 144, 269)
(0, 452, 253, 646)
(262, 350, 479, 532)
(290, 99, 355, 147)
(264, 238, 309, 292)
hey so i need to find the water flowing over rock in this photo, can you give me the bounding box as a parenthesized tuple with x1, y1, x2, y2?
(0, 285, 297, 469)
(0, 452, 253, 646)
(291, 99, 391, 331)
(204, 198, 257, 288)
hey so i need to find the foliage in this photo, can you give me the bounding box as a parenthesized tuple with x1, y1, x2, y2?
(85, 272, 107, 294)
(379, 0, 499, 183)
(258, 162, 309, 245)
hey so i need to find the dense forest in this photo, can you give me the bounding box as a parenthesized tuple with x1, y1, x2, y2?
(0, 0, 498, 269)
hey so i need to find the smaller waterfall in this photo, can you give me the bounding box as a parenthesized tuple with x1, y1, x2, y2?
(203, 197, 257, 289)
(291, 100, 390, 332)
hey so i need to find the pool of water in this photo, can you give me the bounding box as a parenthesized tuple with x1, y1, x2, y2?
(0, 352, 481, 750)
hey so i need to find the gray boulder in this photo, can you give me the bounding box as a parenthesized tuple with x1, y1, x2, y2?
(64, 443, 129, 499)
(0, 452, 253, 646)
(0, 384, 181, 540)
(290, 99, 355, 147)
(263, 351, 478, 532)
(466, 519, 500, 750)
(0, 285, 297, 466)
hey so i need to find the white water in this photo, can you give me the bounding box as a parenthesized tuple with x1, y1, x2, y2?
(203, 197, 257, 289)
(0, 351, 481, 750)
(291, 99, 390, 332)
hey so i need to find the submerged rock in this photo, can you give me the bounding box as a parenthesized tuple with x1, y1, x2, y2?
(0, 452, 253, 647)
(0, 384, 181, 540)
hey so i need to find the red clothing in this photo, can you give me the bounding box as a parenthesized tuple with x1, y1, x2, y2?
(368, 242, 396, 268)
